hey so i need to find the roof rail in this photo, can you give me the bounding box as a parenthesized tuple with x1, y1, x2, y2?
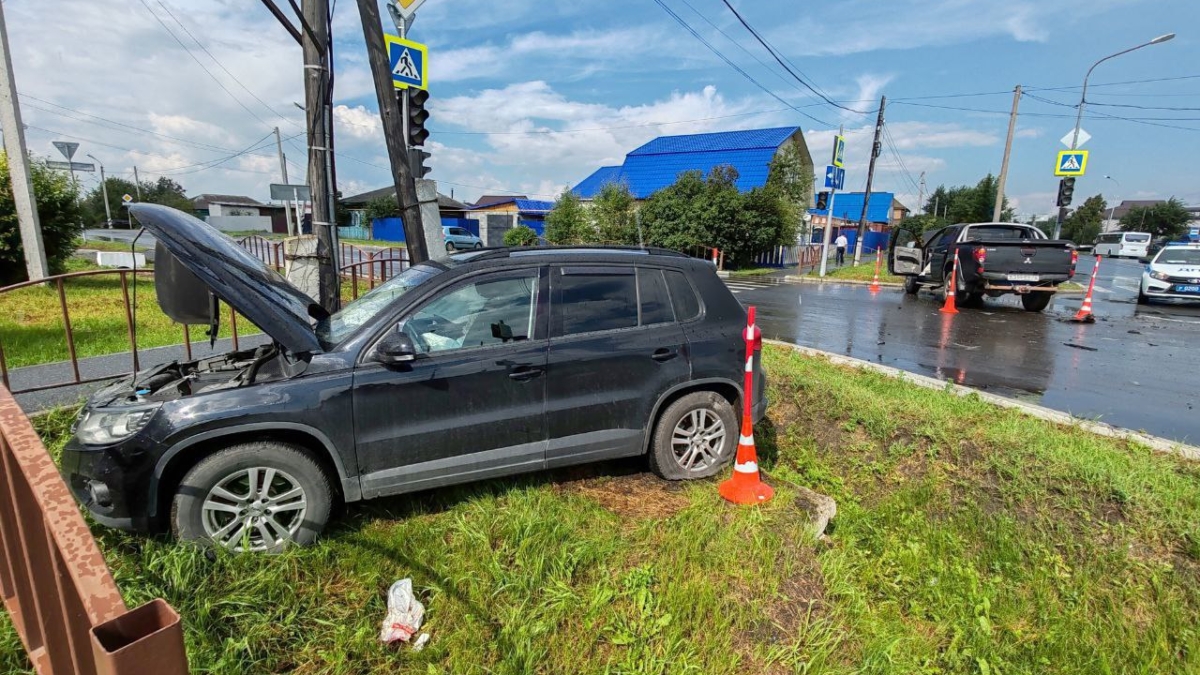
(451, 245, 691, 261)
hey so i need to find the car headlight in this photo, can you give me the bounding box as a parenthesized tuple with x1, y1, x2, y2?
(75, 405, 160, 446)
(1150, 271, 1170, 281)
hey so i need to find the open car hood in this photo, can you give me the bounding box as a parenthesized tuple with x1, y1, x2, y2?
(130, 203, 327, 355)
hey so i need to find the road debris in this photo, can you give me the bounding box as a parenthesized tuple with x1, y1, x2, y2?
(380, 579, 426, 645)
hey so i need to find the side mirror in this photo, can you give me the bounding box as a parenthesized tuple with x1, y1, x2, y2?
(372, 331, 416, 365)
(1138, 257, 1150, 265)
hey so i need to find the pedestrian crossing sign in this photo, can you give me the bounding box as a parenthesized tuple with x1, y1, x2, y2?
(1054, 149, 1088, 176)
(384, 34, 427, 90)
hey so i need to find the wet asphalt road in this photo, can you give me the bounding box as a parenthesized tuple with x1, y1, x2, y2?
(726, 256, 1200, 444)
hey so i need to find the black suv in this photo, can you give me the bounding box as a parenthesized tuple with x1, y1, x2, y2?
(62, 205, 765, 552)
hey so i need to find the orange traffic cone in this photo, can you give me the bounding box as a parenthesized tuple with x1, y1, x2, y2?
(940, 250, 960, 314)
(1071, 254, 1101, 323)
(719, 306, 774, 505)
(869, 247, 883, 293)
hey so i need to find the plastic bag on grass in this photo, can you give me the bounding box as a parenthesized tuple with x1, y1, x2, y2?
(379, 579, 425, 644)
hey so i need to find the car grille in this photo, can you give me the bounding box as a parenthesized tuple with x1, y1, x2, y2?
(1166, 275, 1200, 284)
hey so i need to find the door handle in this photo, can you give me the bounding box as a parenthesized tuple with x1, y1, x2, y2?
(508, 365, 543, 381)
(651, 348, 678, 362)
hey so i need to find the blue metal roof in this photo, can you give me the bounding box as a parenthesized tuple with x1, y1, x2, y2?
(514, 199, 553, 213)
(809, 192, 894, 224)
(629, 126, 800, 156)
(572, 126, 802, 199)
(572, 166, 625, 196)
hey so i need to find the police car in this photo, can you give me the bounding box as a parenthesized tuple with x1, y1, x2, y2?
(1139, 242, 1200, 304)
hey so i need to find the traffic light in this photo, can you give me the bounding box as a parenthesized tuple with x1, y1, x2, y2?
(1056, 177, 1076, 207)
(816, 191, 829, 210)
(408, 148, 431, 179)
(406, 88, 430, 147)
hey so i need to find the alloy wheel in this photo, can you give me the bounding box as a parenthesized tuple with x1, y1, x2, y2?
(671, 408, 727, 471)
(201, 467, 308, 552)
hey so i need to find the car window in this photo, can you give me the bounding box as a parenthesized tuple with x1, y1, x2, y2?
(664, 269, 700, 322)
(962, 226, 1035, 241)
(936, 229, 958, 247)
(639, 268, 674, 325)
(1124, 233, 1151, 243)
(401, 271, 539, 354)
(317, 263, 443, 346)
(1154, 249, 1200, 265)
(450, 227, 468, 236)
(557, 267, 638, 335)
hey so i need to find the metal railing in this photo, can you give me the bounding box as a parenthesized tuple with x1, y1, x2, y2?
(0, 385, 188, 674)
(0, 270, 242, 396)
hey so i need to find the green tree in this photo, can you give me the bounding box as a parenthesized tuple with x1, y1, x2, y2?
(544, 189, 592, 245)
(1120, 198, 1191, 239)
(83, 175, 192, 226)
(334, 190, 353, 227)
(364, 196, 400, 222)
(503, 224, 539, 246)
(1, 154, 83, 283)
(923, 174, 1014, 224)
(591, 181, 638, 244)
(641, 170, 707, 251)
(143, 176, 191, 212)
(1061, 194, 1107, 245)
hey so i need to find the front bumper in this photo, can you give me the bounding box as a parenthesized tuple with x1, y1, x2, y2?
(60, 436, 162, 533)
(1142, 274, 1200, 300)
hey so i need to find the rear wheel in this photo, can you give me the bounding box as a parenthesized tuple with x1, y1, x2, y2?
(903, 276, 919, 295)
(172, 441, 333, 553)
(649, 392, 738, 480)
(1020, 292, 1052, 312)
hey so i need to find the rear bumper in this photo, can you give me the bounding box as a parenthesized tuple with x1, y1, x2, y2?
(980, 272, 1071, 284)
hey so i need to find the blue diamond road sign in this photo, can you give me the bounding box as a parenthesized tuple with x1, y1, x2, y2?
(385, 34, 427, 90)
(824, 165, 845, 190)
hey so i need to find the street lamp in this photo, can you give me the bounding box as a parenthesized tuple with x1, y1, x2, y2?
(86, 153, 112, 229)
(1054, 34, 1174, 238)
(1069, 33, 1175, 150)
(1103, 175, 1121, 232)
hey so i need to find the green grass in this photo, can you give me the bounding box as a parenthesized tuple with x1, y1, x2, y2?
(808, 255, 904, 284)
(75, 238, 151, 253)
(2, 346, 1198, 673)
(727, 267, 777, 278)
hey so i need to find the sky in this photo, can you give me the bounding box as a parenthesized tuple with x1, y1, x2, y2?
(5, 0, 1199, 218)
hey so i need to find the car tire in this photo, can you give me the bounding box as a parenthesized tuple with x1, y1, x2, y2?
(648, 391, 739, 481)
(1137, 286, 1149, 305)
(903, 276, 919, 295)
(1020, 293, 1052, 312)
(171, 441, 333, 553)
(445, 242, 455, 253)
(474, 242, 483, 249)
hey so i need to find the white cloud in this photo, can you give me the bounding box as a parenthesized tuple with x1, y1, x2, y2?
(333, 105, 382, 141)
(1016, 128, 1043, 139)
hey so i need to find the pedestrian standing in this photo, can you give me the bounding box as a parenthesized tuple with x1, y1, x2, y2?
(834, 232, 848, 266)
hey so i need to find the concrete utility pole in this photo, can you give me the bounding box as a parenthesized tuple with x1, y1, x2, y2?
(356, 0, 428, 263)
(855, 95, 885, 265)
(917, 171, 926, 215)
(0, 2, 47, 280)
(133, 165, 142, 201)
(303, 0, 340, 312)
(818, 124, 843, 278)
(88, 154, 112, 228)
(274, 126, 295, 235)
(993, 85, 1021, 223)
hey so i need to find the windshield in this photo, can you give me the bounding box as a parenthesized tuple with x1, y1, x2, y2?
(316, 263, 443, 346)
(1154, 249, 1200, 266)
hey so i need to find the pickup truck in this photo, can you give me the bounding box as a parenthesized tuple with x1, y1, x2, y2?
(889, 222, 1078, 312)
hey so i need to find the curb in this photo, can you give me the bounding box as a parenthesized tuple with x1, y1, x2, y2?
(784, 275, 904, 288)
(764, 339, 1200, 461)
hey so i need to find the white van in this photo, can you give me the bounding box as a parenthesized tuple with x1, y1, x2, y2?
(1093, 232, 1151, 258)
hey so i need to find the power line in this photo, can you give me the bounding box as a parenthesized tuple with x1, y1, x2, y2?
(650, 0, 834, 128)
(717, 0, 870, 115)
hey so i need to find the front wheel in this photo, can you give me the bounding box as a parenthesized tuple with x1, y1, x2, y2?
(445, 242, 456, 253)
(474, 242, 483, 249)
(649, 392, 738, 480)
(1020, 292, 1053, 312)
(903, 276, 920, 295)
(172, 441, 334, 553)
(1137, 285, 1150, 305)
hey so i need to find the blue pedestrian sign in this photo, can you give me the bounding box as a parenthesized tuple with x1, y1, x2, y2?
(833, 135, 845, 168)
(1054, 149, 1088, 177)
(824, 165, 845, 190)
(384, 34, 428, 90)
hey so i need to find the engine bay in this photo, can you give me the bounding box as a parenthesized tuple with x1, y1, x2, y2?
(103, 344, 284, 404)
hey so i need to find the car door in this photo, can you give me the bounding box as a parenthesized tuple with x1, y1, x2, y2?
(352, 266, 549, 498)
(928, 226, 960, 283)
(544, 265, 691, 468)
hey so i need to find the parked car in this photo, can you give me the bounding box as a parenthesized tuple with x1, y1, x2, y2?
(1138, 243, 1200, 304)
(443, 225, 482, 251)
(889, 222, 1078, 312)
(61, 204, 765, 552)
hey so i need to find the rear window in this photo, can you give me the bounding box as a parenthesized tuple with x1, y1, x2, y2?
(963, 226, 1037, 241)
(558, 268, 638, 335)
(1124, 233, 1151, 243)
(664, 270, 700, 321)
(638, 268, 674, 325)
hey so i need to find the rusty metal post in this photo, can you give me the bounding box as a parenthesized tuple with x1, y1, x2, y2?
(0, 340, 8, 391)
(182, 325, 192, 361)
(117, 272, 140, 374)
(56, 278, 82, 384)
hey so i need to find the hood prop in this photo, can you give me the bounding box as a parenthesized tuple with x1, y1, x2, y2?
(129, 227, 143, 396)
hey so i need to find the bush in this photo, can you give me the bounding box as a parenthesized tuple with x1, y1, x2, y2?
(0, 153, 83, 284)
(364, 196, 400, 223)
(503, 225, 539, 247)
(544, 190, 592, 245)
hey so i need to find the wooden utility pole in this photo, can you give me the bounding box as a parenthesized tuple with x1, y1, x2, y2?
(993, 85, 1021, 222)
(355, 0, 428, 263)
(0, 2, 47, 281)
(303, 0, 340, 312)
(854, 95, 885, 265)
